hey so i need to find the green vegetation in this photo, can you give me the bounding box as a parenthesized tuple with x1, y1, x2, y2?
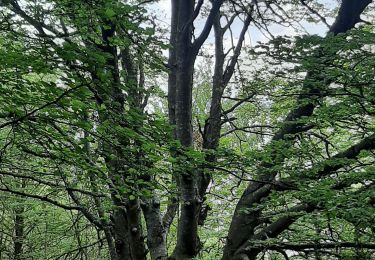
(0, 0, 374, 259)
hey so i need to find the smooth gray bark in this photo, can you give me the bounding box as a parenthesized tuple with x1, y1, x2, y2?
(167, 0, 224, 258)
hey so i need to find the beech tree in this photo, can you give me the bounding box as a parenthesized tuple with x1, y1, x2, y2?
(224, 1, 375, 259)
(0, 0, 374, 259)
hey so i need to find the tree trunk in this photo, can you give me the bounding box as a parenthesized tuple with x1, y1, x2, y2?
(168, 1, 224, 258)
(168, 1, 198, 258)
(142, 197, 168, 260)
(200, 8, 253, 225)
(111, 208, 131, 260)
(100, 21, 147, 260)
(13, 206, 24, 260)
(173, 51, 200, 260)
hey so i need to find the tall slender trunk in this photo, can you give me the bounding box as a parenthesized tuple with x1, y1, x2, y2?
(200, 9, 253, 224)
(167, 1, 197, 258)
(13, 206, 24, 260)
(168, 1, 224, 258)
(173, 44, 200, 260)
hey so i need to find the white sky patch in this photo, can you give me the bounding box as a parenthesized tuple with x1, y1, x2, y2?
(158, 0, 170, 13)
(149, 0, 337, 47)
(153, 0, 171, 22)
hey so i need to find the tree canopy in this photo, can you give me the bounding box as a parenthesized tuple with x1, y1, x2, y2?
(0, 0, 374, 259)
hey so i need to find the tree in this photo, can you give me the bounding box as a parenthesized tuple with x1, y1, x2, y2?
(0, 0, 374, 259)
(223, 1, 374, 259)
(0, 1, 165, 259)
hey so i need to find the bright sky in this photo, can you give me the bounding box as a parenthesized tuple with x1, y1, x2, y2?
(151, 0, 338, 49)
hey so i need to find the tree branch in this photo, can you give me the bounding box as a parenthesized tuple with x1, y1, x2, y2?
(192, 0, 224, 53)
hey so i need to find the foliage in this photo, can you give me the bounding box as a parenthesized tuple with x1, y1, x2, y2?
(0, 0, 374, 259)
